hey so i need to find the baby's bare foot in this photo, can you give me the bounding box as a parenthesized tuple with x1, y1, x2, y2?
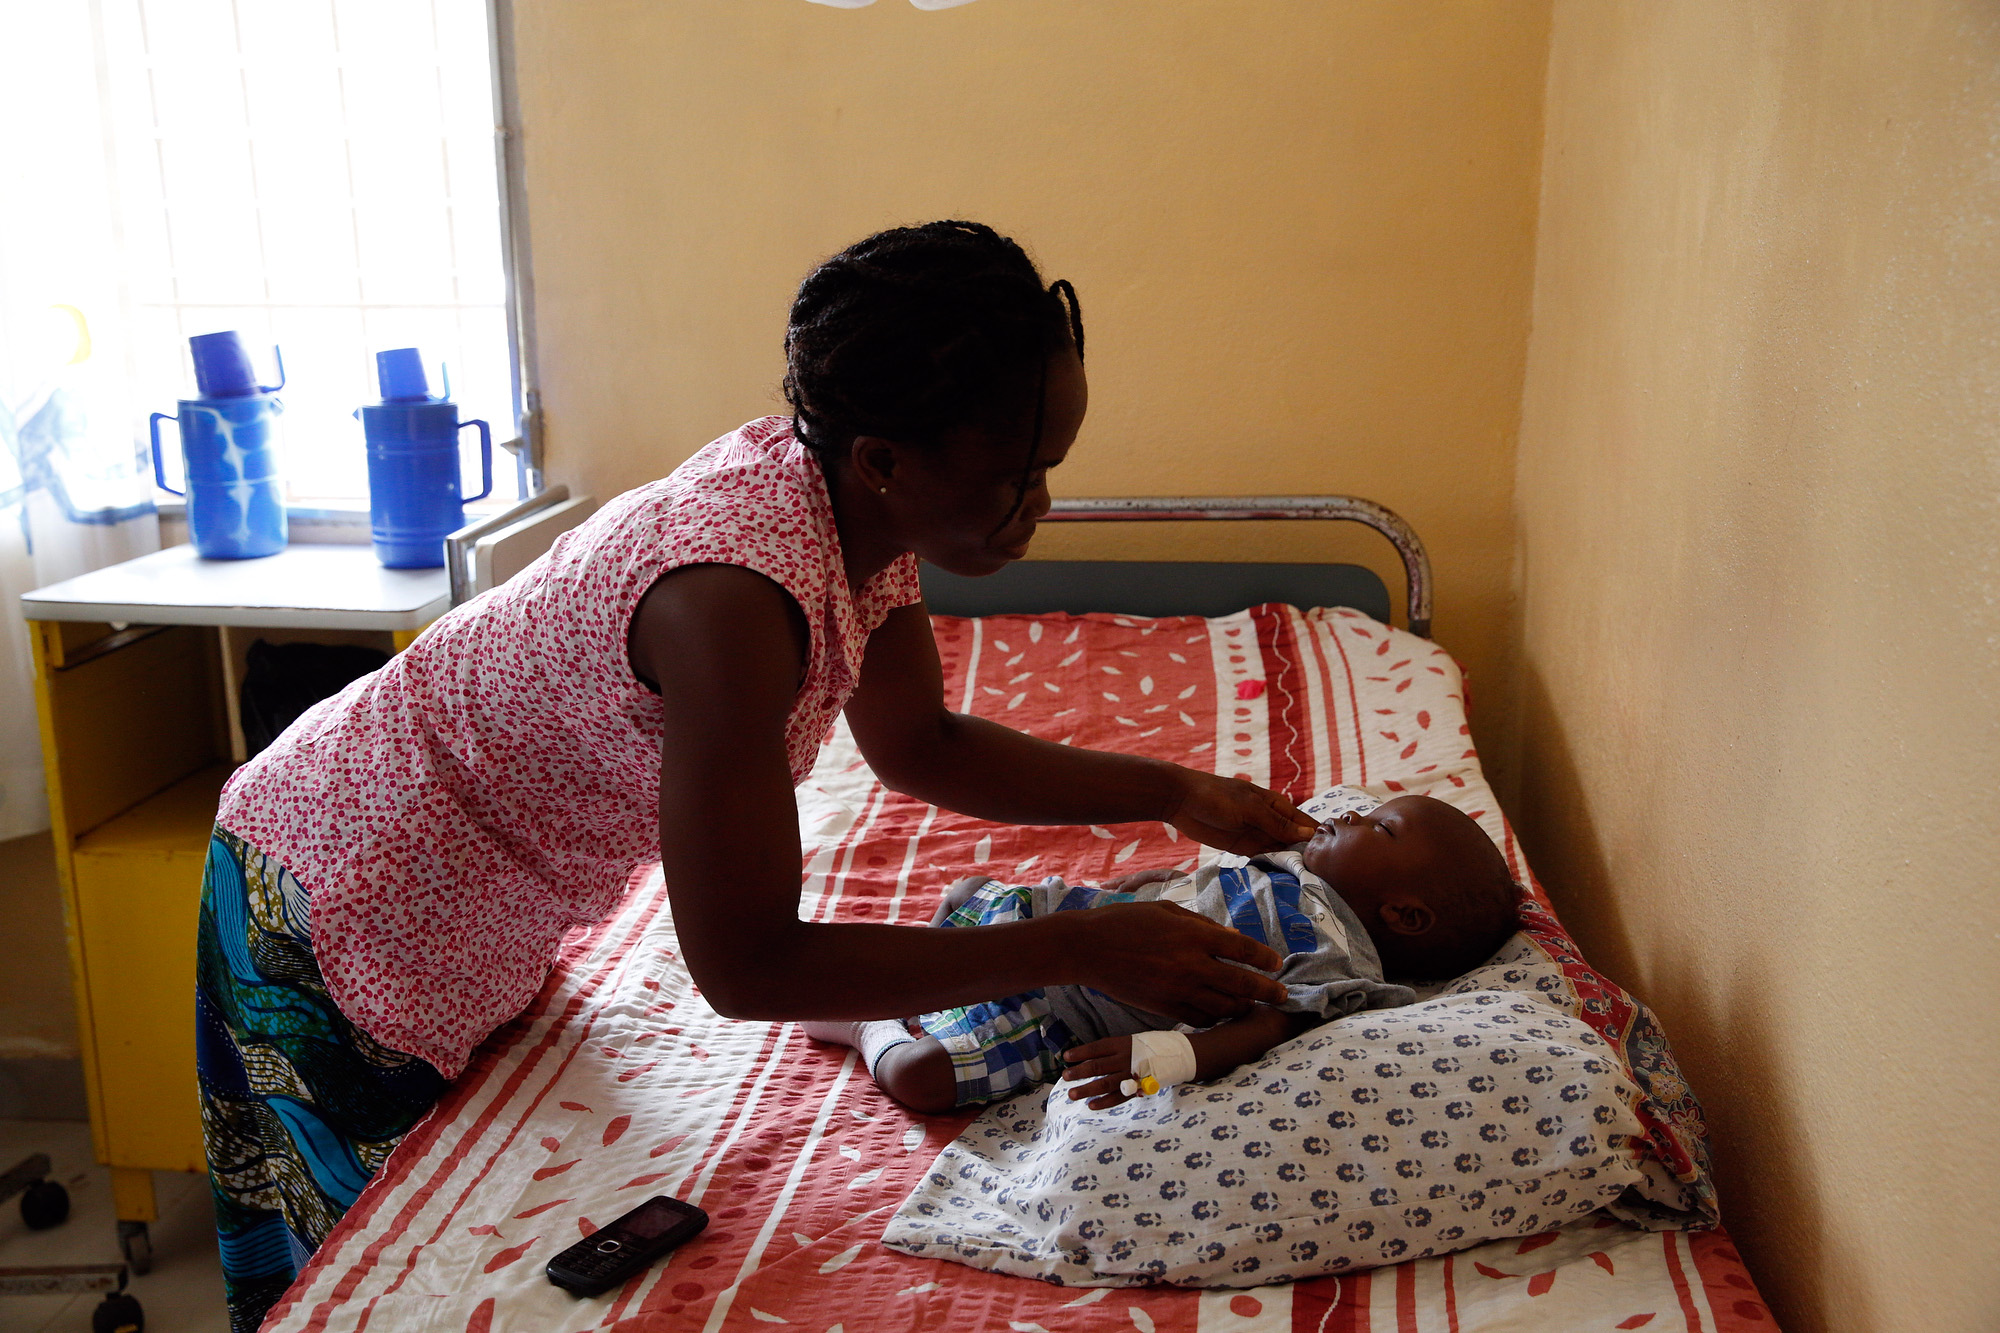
(799, 1020, 868, 1048)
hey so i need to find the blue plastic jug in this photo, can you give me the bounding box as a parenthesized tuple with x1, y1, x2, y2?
(149, 331, 288, 559)
(359, 348, 492, 568)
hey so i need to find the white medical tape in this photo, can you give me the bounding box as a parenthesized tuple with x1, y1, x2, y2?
(1129, 1030, 1197, 1089)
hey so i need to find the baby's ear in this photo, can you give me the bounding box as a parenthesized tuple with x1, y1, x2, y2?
(1377, 899, 1436, 937)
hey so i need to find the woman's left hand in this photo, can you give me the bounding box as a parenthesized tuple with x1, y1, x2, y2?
(1164, 769, 1316, 854)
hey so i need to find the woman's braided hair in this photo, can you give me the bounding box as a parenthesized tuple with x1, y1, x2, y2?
(783, 221, 1084, 469)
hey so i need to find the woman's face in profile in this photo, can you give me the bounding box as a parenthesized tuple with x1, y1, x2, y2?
(871, 348, 1086, 579)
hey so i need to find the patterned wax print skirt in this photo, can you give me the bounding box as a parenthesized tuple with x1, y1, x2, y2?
(196, 826, 448, 1333)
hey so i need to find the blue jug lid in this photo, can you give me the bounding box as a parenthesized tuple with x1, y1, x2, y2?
(376, 348, 435, 403)
(191, 330, 282, 398)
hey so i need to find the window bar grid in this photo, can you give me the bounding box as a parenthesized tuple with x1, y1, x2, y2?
(107, 0, 516, 505)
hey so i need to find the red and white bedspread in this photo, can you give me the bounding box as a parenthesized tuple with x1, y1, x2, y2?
(267, 606, 1779, 1333)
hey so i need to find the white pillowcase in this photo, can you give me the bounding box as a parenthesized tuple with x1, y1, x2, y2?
(883, 972, 1658, 1287)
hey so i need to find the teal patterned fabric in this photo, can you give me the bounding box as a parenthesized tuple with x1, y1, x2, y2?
(195, 826, 447, 1333)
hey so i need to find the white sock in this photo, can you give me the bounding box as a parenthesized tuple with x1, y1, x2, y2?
(858, 1020, 917, 1080)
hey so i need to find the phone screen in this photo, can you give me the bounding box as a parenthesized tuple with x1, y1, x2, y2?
(619, 1198, 689, 1241)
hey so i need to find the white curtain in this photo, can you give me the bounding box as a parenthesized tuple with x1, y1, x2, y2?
(0, 5, 161, 840)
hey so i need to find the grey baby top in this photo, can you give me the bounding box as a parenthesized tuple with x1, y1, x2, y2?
(1031, 846, 1418, 1045)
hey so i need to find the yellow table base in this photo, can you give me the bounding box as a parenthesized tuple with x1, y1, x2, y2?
(28, 615, 424, 1257)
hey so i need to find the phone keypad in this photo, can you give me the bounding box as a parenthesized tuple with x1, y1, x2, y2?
(554, 1241, 637, 1282)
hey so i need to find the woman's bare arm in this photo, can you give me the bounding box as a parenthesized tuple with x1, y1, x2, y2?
(627, 565, 1289, 1023)
(843, 604, 1315, 853)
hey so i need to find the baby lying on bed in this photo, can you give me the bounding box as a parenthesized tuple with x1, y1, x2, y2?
(805, 788, 1519, 1114)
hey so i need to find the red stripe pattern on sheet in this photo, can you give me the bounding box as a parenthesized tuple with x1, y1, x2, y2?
(269, 607, 1771, 1333)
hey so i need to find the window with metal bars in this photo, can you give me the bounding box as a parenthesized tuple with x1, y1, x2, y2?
(96, 0, 523, 505)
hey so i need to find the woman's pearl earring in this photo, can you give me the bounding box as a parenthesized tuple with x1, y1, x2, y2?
(879, 487, 889, 496)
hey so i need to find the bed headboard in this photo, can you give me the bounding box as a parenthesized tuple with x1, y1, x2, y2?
(920, 495, 1433, 638)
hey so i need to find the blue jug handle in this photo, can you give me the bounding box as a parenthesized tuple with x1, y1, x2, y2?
(459, 418, 493, 503)
(260, 345, 286, 394)
(149, 412, 184, 497)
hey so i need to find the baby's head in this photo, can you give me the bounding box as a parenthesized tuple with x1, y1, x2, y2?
(1300, 795, 1519, 981)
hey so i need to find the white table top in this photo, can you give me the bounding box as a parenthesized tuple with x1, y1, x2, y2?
(18, 542, 451, 631)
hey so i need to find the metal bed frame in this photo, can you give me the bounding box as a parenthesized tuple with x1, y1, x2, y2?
(1034, 495, 1430, 637)
(448, 492, 1432, 637)
(445, 483, 573, 609)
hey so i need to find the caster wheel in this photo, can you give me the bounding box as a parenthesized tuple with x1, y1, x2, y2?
(92, 1291, 145, 1333)
(19, 1178, 68, 1229)
(117, 1220, 152, 1276)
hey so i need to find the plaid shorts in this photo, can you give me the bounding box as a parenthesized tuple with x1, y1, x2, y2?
(917, 881, 1078, 1107)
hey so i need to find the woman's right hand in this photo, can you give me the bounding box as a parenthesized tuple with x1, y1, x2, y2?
(1067, 900, 1288, 1025)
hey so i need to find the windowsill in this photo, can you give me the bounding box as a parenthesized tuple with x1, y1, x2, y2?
(155, 498, 521, 547)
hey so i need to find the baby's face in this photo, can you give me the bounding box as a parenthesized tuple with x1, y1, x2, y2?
(1300, 796, 1459, 914)
(1301, 794, 1516, 980)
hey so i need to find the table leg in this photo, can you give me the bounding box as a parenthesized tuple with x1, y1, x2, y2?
(110, 1166, 156, 1223)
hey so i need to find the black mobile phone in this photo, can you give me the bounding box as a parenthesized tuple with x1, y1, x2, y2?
(544, 1195, 710, 1297)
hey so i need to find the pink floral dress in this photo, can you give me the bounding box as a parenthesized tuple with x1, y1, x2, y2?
(218, 416, 923, 1076)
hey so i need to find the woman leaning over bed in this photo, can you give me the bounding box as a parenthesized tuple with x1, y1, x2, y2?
(196, 221, 1310, 1330)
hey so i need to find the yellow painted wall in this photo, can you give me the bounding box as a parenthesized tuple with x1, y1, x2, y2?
(1513, 4, 2000, 1330)
(512, 0, 1549, 791)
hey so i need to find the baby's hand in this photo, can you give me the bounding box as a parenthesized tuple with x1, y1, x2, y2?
(1061, 1036, 1138, 1110)
(1095, 867, 1182, 896)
